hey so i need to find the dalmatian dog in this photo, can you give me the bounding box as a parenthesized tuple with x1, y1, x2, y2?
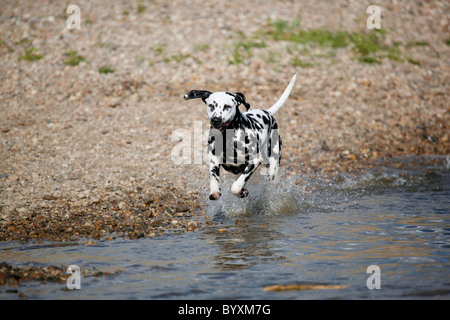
(184, 74, 297, 200)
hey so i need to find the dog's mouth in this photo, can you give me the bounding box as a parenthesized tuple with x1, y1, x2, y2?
(212, 121, 230, 131)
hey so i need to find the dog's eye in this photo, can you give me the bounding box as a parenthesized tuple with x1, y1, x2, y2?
(224, 105, 231, 110)
(208, 104, 214, 110)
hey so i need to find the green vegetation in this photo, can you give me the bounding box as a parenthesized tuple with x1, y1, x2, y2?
(148, 43, 192, 65)
(63, 50, 85, 66)
(99, 65, 114, 74)
(195, 43, 210, 52)
(270, 19, 348, 48)
(265, 19, 413, 64)
(408, 40, 428, 47)
(154, 43, 167, 56)
(170, 52, 191, 63)
(290, 57, 313, 68)
(137, 4, 146, 14)
(0, 38, 14, 52)
(18, 47, 43, 61)
(227, 19, 426, 66)
(136, 0, 146, 14)
(228, 32, 267, 65)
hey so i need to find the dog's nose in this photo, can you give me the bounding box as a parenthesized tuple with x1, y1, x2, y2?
(211, 117, 222, 127)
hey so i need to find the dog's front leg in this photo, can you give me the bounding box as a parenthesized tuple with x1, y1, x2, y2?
(209, 160, 221, 200)
(230, 161, 260, 198)
(208, 132, 222, 200)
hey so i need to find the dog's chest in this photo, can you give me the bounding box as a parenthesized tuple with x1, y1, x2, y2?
(209, 115, 273, 167)
(212, 127, 261, 157)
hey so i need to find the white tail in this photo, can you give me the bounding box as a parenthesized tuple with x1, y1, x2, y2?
(267, 73, 297, 115)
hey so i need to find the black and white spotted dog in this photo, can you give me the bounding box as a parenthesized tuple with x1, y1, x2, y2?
(184, 74, 297, 200)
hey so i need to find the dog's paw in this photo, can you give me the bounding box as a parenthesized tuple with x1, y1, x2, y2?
(239, 188, 249, 198)
(209, 191, 221, 200)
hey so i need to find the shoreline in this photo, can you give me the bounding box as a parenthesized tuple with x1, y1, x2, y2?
(1, 154, 448, 243)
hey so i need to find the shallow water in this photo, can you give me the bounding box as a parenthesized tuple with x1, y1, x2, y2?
(1, 157, 449, 299)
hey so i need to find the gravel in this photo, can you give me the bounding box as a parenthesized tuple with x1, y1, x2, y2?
(0, 0, 449, 242)
(0, 261, 121, 293)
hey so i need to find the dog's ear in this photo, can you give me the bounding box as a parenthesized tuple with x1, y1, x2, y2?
(184, 90, 212, 103)
(234, 92, 250, 111)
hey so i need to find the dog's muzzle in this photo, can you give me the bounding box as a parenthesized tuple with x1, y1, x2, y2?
(210, 117, 222, 127)
(210, 117, 230, 131)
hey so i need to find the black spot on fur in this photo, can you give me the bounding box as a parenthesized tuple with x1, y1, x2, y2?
(211, 166, 219, 177)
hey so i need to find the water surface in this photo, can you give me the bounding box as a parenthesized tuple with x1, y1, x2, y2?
(1, 157, 449, 299)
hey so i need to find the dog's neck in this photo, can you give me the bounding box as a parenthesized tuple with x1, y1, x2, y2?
(227, 107, 249, 130)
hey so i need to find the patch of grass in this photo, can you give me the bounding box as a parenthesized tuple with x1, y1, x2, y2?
(228, 33, 267, 64)
(385, 45, 404, 62)
(348, 30, 382, 62)
(148, 43, 193, 65)
(195, 43, 210, 52)
(63, 50, 85, 66)
(154, 43, 167, 56)
(411, 40, 429, 47)
(0, 38, 14, 52)
(265, 19, 420, 65)
(445, 38, 450, 46)
(18, 47, 43, 61)
(269, 19, 348, 48)
(296, 29, 348, 48)
(99, 65, 114, 74)
(137, 4, 146, 14)
(291, 57, 313, 68)
(406, 57, 421, 66)
(262, 50, 278, 64)
(170, 53, 191, 63)
(358, 56, 380, 64)
(149, 43, 168, 64)
(15, 38, 30, 46)
(405, 40, 429, 49)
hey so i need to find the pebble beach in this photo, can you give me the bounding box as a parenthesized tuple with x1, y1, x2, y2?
(0, 0, 448, 246)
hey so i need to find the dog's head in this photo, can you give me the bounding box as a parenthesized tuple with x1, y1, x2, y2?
(184, 90, 250, 131)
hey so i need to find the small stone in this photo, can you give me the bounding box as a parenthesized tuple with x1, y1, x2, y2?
(150, 219, 163, 227)
(8, 175, 19, 181)
(187, 223, 197, 231)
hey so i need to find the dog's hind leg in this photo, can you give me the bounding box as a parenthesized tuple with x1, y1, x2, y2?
(268, 132, 282, 180)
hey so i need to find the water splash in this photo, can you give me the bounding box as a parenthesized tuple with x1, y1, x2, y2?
(203, 156, 449, 218)
(206, 174, 303, 217)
